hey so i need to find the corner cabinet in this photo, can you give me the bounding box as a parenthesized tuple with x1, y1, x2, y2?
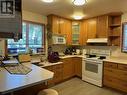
(0, 0, 22, 40)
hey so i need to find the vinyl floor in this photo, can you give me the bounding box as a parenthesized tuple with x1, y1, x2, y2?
(52, 78, 124, 95)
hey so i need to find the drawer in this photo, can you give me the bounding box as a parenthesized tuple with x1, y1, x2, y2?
(118, 64, 127, 71)
(116, 69, 127, 81)
(103, 75, 127, 93)
(104, 62, 118, 69)
(103, 75, 118, 87)
(104, 68, 116, 77)
(118, 79, 127, 92)
(104, 68, 127, 81)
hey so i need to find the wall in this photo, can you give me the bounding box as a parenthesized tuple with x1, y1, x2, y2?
(0, 10, 47, 56)
(22, 10, 47, 24)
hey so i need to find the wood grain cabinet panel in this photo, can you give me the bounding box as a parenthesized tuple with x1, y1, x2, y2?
(96, 15, 108, 38)
(103, 61, 127, 93)
(104, 62, 117, 68)
(118, 64, 127, 71)
(62, 58, 75, 80)
(86, 18, 97, 39)
(43, 64, 63, 85)
(72, 57, 82, 78)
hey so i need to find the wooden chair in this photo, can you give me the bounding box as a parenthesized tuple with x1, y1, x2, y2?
(18, 54, 31, 63)
(37, 89, 58, 95)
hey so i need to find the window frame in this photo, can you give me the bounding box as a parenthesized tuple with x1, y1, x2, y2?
(122, 22, 127, 53)
(7, 20, 46, 54)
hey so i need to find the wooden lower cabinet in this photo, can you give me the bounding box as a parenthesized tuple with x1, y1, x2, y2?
(61, 58, 75, 80)
(43, 64, 63, 86)
(43, 57, 82, 86)
(72, 57, 82, 78)
(103, 61, 127, 93)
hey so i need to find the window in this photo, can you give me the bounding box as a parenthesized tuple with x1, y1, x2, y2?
(122, 22, 127, 52)
(8, 21, 45, 54)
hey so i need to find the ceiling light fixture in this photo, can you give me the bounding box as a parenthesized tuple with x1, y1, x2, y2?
(73, 15, 83, 20)
(42, 0, 54, 3)
(73, 0, 87, 6)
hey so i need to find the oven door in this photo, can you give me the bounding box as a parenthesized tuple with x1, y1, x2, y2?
(82, 59, 103, 86)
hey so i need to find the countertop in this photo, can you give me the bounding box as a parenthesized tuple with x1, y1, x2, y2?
(31, 55, 83, 68)
(38, 61, 63, 68)
(0, 63, 54, 94)
(59, 55, 83, 59)
(104, 57, 127, 65)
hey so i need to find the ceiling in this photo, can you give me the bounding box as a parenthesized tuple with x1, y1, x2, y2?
(22, 0, 127, 20)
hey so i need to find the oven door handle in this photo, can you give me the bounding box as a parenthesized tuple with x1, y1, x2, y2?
(85, 61, 102, 64)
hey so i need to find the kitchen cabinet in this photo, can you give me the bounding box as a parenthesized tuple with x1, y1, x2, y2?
(80, 20, 88, 45)
(62, 19, 72, 45)
(81, 18, 97, 44)
(107, 13, 122, 46)
(96, 15, 108, 38)
(47, 15, 60, 34)
(0, 0, 22, 40)
(72, 57, 82, 78)
(43, 57, 82, 86)
(72, 21, 81, 45)
(43, 64, 63, 86)
(61, 58, 75, 80)
(86, 18, 97, 39)
(103, 61, 127, 93)
(47, 15, 72, 45)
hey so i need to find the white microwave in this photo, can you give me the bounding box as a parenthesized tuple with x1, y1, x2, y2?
(52, 36, 66, 44)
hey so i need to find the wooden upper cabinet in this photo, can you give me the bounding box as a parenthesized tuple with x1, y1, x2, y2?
(47, 15, 72, 45)
(47, 15, 60, 34)
(97, 15, 108, 38)
(59, 17, 72, 45)
(80, 20, 88, 45)
(64, 19, 72, 45)
(87, 18, 97, 39)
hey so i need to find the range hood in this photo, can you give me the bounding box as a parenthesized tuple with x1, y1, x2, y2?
(87, 38, 108, 43)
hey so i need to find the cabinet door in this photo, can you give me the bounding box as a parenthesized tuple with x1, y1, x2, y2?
(59, 18, 66, 35)
(59, 18, 72, 45)
(97, 15, 108, 38)
(87, 18, 97, 39)
(62, 58, 75, 80)
(73, 57, 82, 78)
(64, 19, 72, 45)
(43, 66, 54, 85)
(80, 20, 88, 45)
(72, 21, 81, 45)
(53, 64, 63, 84)
(52, 16, 60, 34)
